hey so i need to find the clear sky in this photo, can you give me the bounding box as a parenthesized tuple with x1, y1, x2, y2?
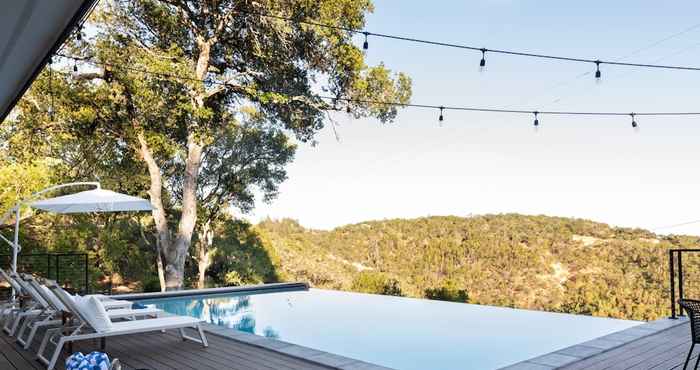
(247, 0, 700, 235)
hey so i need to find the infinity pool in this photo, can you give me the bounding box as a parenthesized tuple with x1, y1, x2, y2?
(138, 288, 639, 370)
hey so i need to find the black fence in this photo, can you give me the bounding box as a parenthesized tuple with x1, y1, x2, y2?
(0, 253, 89, 296)
(669, 249, 700, 319)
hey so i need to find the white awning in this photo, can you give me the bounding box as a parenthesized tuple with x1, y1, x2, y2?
(31, 188, 154, 214)
(0, 0, 98, 122)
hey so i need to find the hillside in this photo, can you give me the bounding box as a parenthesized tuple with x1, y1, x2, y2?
(255, 214, 700, 321)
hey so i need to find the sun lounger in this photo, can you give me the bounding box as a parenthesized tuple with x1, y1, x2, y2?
(2, 272, 52, 336)
(16, 275, 162, 350)
(0, 268, 25, 323)
(37, 280, 207, 370)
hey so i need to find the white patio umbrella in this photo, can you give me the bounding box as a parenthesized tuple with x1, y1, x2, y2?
(0, 182, 153, 276)
(31, 188, 153, 214)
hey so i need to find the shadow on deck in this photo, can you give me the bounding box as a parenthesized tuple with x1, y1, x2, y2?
(559, 320, 696, 370)
(0, 325, 335, 370)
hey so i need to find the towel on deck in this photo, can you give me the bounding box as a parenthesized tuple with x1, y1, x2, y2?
(66, 351, 111, 370)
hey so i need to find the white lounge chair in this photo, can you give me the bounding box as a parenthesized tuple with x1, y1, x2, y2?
(16, 275, 163, 350)
(0, 268, 27, 323)
(38, 280, 208, 370)
(3, 272, 51, 336)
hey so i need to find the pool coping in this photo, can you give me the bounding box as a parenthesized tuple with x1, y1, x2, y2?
(200, 322, 397, 370)
(498, 316, 689, 370)
(113, 282, 309, 300)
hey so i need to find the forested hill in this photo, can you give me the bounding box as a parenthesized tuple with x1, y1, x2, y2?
(254, 214, 700, 321)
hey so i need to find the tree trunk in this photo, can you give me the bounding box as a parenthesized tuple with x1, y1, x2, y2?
(162, 38, 211, 290)
(197, 219, 214, 289)
(135, 39, 212, 291)
(155, 238, 166, 292)
(137, 133, 172, 292)
(165, 134, 203, 290)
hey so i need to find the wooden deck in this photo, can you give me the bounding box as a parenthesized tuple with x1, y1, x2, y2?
(560, 321, 695, 370)
(0, 326, 336, 370)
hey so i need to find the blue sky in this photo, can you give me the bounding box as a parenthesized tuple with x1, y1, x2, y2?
(248, 0, 700, 234)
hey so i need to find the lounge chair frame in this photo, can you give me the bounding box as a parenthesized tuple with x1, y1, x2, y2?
(37, 280, 208, 370)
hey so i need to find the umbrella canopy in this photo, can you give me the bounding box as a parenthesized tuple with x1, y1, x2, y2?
(30, 188, 153, 214)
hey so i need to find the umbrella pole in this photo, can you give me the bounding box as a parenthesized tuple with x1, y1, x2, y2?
(12, 206, 20, 274)
(11, 206, 20, 301)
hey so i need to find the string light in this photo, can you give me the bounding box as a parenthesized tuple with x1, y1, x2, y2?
(595, 60, 602, 80)
(55, 53, 700, 129)
(240, 9, 700, 75)
(439, 106, 444, 123)
(363, 32, 369, 50)
(631, 113, 637, 128)
(479, 48, 487, 71)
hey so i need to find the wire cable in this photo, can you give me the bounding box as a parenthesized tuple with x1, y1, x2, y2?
(504, 21, 700, 109)
(56, 53, 700, 118)
(243, 10, 700, 73)
(652, 220, 700, 231)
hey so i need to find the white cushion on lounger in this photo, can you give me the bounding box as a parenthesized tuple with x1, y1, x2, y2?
(75, 296, 113, 333)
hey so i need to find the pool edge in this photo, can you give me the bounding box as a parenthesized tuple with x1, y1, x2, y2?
(498, 316, 689, 370)
(199, 322, 397, 370)
(113, 282, 309, 300)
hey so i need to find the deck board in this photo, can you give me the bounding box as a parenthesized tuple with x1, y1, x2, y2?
(560, 322, 697, 370)
(0, 324, 335, 370)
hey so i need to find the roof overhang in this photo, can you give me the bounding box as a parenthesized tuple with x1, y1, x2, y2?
(0, 0, 98, 123)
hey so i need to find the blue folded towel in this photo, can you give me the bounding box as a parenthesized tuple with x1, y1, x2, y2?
(132, 302, 147, 309)
(66, 351, 111, 370)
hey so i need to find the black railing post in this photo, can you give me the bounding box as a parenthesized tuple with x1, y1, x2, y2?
(679, 251, 685, 316)
(46, 253, 51, 279)
(55, 255, 60, 285)
(84, 254, 89, 294)
(671, 250, 677, 319)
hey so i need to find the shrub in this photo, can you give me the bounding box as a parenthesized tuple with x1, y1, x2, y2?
(351, 271, 402, 296)
(142, 277, 162, 293)
(425, 282, 469, 303)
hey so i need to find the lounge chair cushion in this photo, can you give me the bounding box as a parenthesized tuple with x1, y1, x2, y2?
(76, 296, 113, 333)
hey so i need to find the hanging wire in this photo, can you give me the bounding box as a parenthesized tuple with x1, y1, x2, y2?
(241, 9, 700, 74)
(653, 219, 700, 231)
(57, 53, 700, 121)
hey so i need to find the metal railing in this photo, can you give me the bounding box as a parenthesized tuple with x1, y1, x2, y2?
(0, 253, 89, 295)
(669, 248, 700, 319)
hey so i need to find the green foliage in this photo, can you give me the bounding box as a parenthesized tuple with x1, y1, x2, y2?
(255, 214, 700, 321)
(4, 0, 413, 290)
(351, 271, 402, 296)
(424, 281, 469, 303)
(0, 160, 53, 215)
(205, 219, 281, 286)
(142, 276, 162, 293)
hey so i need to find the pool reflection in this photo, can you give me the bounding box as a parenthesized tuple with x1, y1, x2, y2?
(147, 295, 279, 338)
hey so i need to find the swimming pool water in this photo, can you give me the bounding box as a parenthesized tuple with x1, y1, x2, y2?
(139, 288, 640, 370)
